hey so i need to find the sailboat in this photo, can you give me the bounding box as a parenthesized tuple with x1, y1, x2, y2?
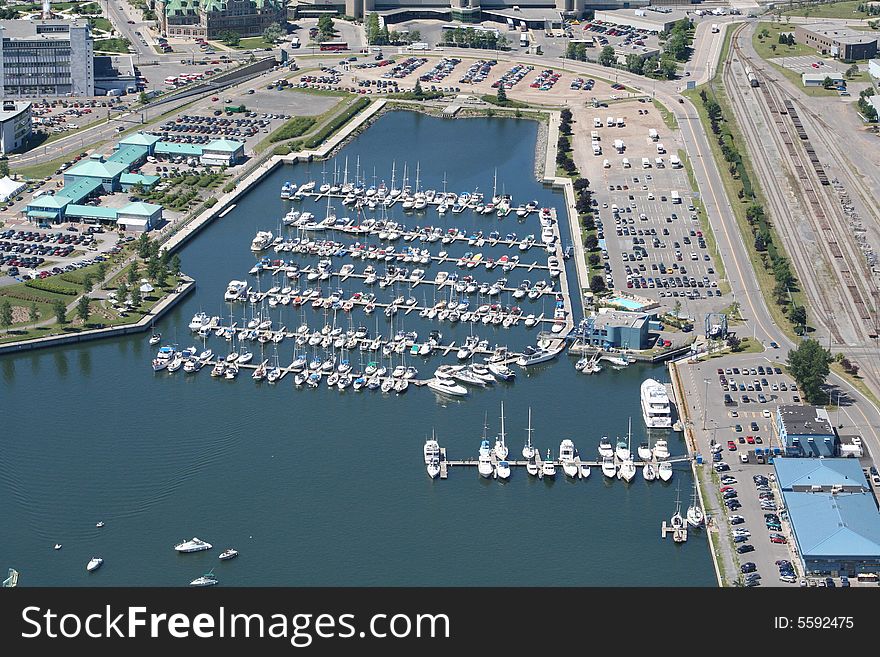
(493, 402, 509, 460)
(686, 482, 704, 527)
(642, 461, 657, 481)
(522, 407, 536, 459)
(670, 485, 686, 530)
(617, 418, 636, 482)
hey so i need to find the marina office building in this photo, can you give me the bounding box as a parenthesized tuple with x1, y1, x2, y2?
(775, 404, 838, 457)
(581, 308, 653, 350)
(0, 20, 94, 98)
(0, 100, 32, 154)
(794, 23, 878, 61)
(774, 458, 880, 576)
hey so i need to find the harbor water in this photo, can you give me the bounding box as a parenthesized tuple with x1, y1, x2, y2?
(0, 111, 715, 586)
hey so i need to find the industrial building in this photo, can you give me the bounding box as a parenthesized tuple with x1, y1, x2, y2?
(801, 72, 846, 87)
(794, 23, 878, 61)
(776, 404, 838, 457)
(774, 458, 880, 576)
(593, 8, 690, 33)
(869, 58, 880, 80)
(158, 0, 287, 39)
(582, 308, 652, 350)
(0, 100, 32, 154)
(0, 20, 94, 98)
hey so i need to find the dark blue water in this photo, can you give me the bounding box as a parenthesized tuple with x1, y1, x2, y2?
(0, 112, 715, 586)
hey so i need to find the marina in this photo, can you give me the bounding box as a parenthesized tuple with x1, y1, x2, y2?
(0, 112, 714, 587)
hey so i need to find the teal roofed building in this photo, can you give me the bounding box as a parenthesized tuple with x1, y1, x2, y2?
(202, 138, 244, 165)
(117, 201, 163, 233)
(64, 159, 129, 192)
(155, 141, 204, 157)
(120, 173, 160, 191)
(157, 0, 286, 39)
(118, 132, 162, 154)
(106, 144, 149, 169)
(25, 194, 71, 221)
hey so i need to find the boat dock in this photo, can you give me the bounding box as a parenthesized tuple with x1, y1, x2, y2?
(661, 522, 688, 542)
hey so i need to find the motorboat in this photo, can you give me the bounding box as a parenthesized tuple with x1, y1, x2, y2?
(427, 373, 468, 397)
(641, 378, 672, 429)
(86, 557, 103, 572)
(54, 544, 62, 550)
(541, 449, 556, 478)
(496, 460, 511, 480)
(488, 362, 516, 381)
(643, 462, 657, 482)
(658, 460, 674, 482)
(653, 439, 670, 460)
(601, 456, 617, 478)
(478, 438, 494, 478)
(598, 436, 614, 459)
(190, 571, 219, 587)
(686, 484, 704, 527)
(559, 439, 578, 478)
(516, 345, 557, 367)
(219, 548, 239, 561)
(149, 333, 162, 345)
(188, 312, 209, 332)
(615, 438, 631, 462)
(579, 462, 591, 479)
(618, 457, 636, 482)
(637, 440, 653, 461)
(224, 280, 248, 302)
(250, 231, 273, 251)
(522, 408, 536, 459)
(174, 537, 213, 553)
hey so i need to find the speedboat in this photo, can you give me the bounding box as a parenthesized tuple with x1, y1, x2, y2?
(488, 362, 516, 381)
(541, 449, 556, 478)
(516, 345, 557, 367)
(637, 441, 653, 461)
(653, 439, 670, 460)
(579, 462, 591, 479)
(658, 460, 673, 482)
(559, 439, 578, 478)
(149, 333, 162, 345)
(598, 437, 614, 458)
(190, 571, 219, 587)
(86, 557, 103, 572)
(601, 456, 617, 478)
(219, 548, 239, 561)
(478, 439, 494, 478)
(643, 462, 657, 481)
(615, 438, 630, 462)
(427, 374, 468, 396)
(496, 460, 511, 480)
(174, 537, 212, 553)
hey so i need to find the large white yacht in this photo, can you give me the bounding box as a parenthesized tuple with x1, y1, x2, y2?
(641, 378, 672, 428)
(559, 439, 578, 478)
(224, 280, 248, 302)
(516, 345, 557, 367)
(250, 231, 274, 251)
(424, 433, 441, 479)
(174, 537, 213, 553)
(478, 439, 494, 478)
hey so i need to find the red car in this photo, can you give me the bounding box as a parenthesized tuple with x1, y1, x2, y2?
(746, 436, 755, 445)
(720, 485, 735, 493)
(727, 440, 737, 451)
(770, 536, 787, 544)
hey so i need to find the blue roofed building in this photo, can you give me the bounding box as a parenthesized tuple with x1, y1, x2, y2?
(582, 308, 652, 350)
(774, 457, 880, 576)
(776, 404, 838, 457)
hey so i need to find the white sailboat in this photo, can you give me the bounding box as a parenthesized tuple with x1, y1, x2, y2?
(642, 462, 657, 481)
(670, 485, 686, 530)
(522, 408, 536, 459)
(686, 482, 704, 527)
(617, 419, 636, 482)
(493, 402, 509, 460)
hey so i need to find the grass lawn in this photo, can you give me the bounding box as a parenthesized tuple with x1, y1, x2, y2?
(287, 87, 353, 98)
(95, 38, 132, 54)
(784, 1, 872, 19)
(830, 362, 880, 410)
(89, 17, 112, 33)
(770, 62, 840, 96)
(653, 98, 678, 130)
(734, 337, 765, 354)
(753, 22, 815, 60)
(235, 36, 279, 50)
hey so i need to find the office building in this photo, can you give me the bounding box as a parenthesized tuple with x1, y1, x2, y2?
(776, 404, 838, 457)
(0, 100, 31, 153)
(795, 23, 878, 61)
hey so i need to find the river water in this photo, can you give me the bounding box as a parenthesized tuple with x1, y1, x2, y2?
(0, 111, 715, 586)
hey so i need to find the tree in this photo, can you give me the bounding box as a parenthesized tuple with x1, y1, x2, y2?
(138, 91, 149, 105)
(0, 158, 9, 178)
(136, 233, 151, 259)
(625, 54, 645, 75)
(96, 262, 107, 283)
(573, 178, 589, 191)
(0, 298, 11, 331)
(53, 299, 67, 325)
(822, 76, 834, 89)
(29, 301, 39, 323)
(598, 45, 616, 68)
(672, 299, 682, 319)
(130, 288, 142, 309)
(127, 262, 139, 285)
(560, 108, 572, 123)
(727, 335, 742, 352)
(588, 254, 600, 267)
(845, 63, 859, 79)
(496, 83, 507, 104)
(770, 44, 777, 53)
(789, 305, 807, 328)
(82, 275, 93, 293)
(658, 58, 678, 80)
(590, 275, 607, 294)
(366, 13, 384, 45)
(584, 234, 599, 252)
(117, 282, 128, 304)
(146, 257, 160, 281)
(76, 295, 91, 324)
(219, 30, 240, 47)
(263, 22, 284, 45)
(317, 15, 334, 39)
(170, 254, 181, 276)
(787, 338, 833, 404)
(156, 268, 167, 288)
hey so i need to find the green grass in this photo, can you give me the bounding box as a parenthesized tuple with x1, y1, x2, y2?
(95, 38, 132, 54)
(88, 17, 112, 32)
(302, 98, 371, 149)
(770, 63, 840, 96)
(287, 87, 353, 98)
(267, 116, 317, 143)
(480, 95, 530, 109)
(752, 22, 815, 61)
(783, 1, 872, 19)
(652, 98, 678, 130)
(830, 362, 880, 411)
(232, 36, 279, 50)
(734, 337, 765, 354)
(684, 72, 806, 342)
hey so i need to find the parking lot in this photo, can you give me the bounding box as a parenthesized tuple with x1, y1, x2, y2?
(0, 226, 118, 285)
(571, 98, 729, 319)
(680, 351, 879, 587)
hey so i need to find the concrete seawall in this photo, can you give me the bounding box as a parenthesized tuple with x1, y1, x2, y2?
(0, 276, 196, 355)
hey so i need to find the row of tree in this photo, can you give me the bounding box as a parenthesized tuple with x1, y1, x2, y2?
(661, 19, 692, 63)
(440, 27, 509, 50)
(595, 45, 678, 80)
(858, 87, 878, 122)
(365, 13, 422, 46)
(555, 109, 578, 175)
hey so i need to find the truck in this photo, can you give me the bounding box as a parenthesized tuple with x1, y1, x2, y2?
(224, 104, 247, 113)
(613, 138, 625, 153)
(622, 158, 630, 168)
(656, 142, 666, 154)
(616, 117, 625, 127)
(603, 159, 610, 169)
(648, 128, 658, 141)
(593, 117, 601, 128)
(671, 190, 681, 203)
(591, 130, 600, 142)
(291, 36, 300, 48)
(641, 157, 651, 168)
(520, 34, 529, 48)
(669, 154, 682, 168)
(655, 157, 665, 168)
(606, 116, 614, 127)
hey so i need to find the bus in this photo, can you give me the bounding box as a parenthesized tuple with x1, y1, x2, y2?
(671, 190, 681, 204)
(164, 76, 178, 86)
(319, 41, 348, 52)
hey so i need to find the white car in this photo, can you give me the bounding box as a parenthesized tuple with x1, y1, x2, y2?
(739, 453, 749, 463)
(762, 409, 772, 418)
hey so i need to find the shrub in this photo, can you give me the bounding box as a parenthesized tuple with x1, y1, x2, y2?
(269, 116, 317, 143)
(25, 279, 79, 296)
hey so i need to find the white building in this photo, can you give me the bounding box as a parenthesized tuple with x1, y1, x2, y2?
(869, 59, 880, 80)
(593, 7, 690, 33)
(0, 20, 94, 98)
(0, 100, 31, 153)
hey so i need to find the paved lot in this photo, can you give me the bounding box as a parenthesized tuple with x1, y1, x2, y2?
(769, 54, 847, 77)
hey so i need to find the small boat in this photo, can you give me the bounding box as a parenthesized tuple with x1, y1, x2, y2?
(87, 557, 103, 572)
(488, 362, 516, 381)
(601, 455, 617, 478)
(559, 439, 578, 478)
(637, 440, 653, 461)
(149, 333, 162, 345)
(618, 458, 636, 482)
(496, 460, 511, 480)
(615, 438, 630, 462)
(541, 449, 556, 478)
(219, 548, 239, 561)
(653, 439, 670, 460)
(598, 437, 614, 459)
(174, 537, 212, 553)
(190, 570, 219, 587)
(96, 521, 105, 528)
(478, 438, 494, 478)
(658, 460, 674, 482)
(579, 462, 591, 479)
(686, 483, 704, 527)
(643, 462, 657, 482)
(54, 544, 62, 550)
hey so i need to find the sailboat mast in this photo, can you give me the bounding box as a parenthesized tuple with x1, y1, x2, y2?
(500, 401, 506, 447)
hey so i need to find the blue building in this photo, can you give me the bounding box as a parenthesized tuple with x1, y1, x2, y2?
(776, 404, 838, 457)
(584, 308, 652, 350)
(774, 458, 880, 576)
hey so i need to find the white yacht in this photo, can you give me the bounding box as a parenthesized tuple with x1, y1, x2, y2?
(496, 460, 511, 480)
(174, 537, 213, 553)
(598, 436, 614, 459)
(516, 345, 557, 367)
(559, 439, 578, 478)
(653, 439, 670, 460)
(541, 449, 556, 478)
(250, 231, 273, 251)
(641, 378, 672, 428)
(658, 460, 674, 482)
(615, 437, 630, 462)
(643, 462, 657, 481)
(637, 440, 653, 461)
(478, 439, 494, 478)
(522, 408, 536, 460)
(427, 374, 468, 396)
(686, 483, 704, 527)
(86, 557, 103, 572)
(190, 571, 219, 587)
(188, 312, 209, 332)
(601, 455, 618, 478)
(224, 280, 248, 302)
(424, 432, 441, 479)
(219, 548, 239, 561)
(488, 362, 516, 381)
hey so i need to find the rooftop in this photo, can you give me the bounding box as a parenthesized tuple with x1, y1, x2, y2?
(204, 138, 244, 153)
(65, 204, 119, 220)
(594, 8, 690, 27)
(801, 22, 879, 45)
(119, 201, 162, 216)
(106, 144, 148, 167)
(593, 307, 649, 330)
(155, 141, 203, 156)
(65, 160, 128, 180)
(0, 19, 87, 40)
(118, 132, 162, 148)
(774, 458, 868, 491)
(0, 101, 30, 123)
(778, 404, 836, 437)
(56, 177, 103, 204)
(784, 490, 880, 559)
(120, 173, 160, 187)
